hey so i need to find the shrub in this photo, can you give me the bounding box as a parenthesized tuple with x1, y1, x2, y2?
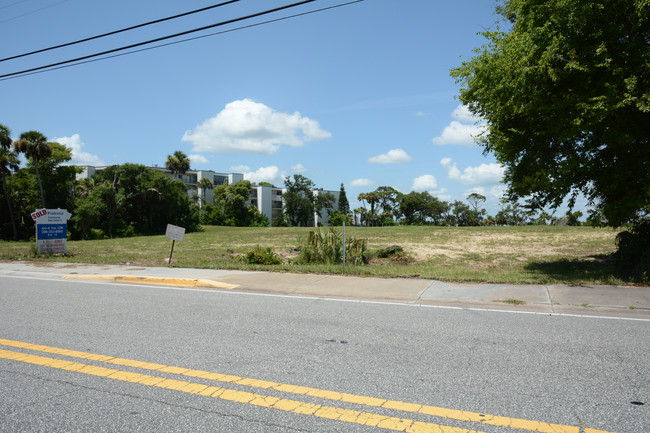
(345, 236, 368, 265)
(243, 246, 282, 265)
(328, 210, 352, 226)
(89, 228, 105, 240)
(296, 228, 367, 265)
(615, 218, 650, 282)
(376, 245, 403, 258)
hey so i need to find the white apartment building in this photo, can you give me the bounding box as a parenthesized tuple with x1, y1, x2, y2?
(248, 185, 340, 227)
(77, 166, 338, 227)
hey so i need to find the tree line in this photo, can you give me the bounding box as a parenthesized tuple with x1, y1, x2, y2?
(350, 187, 583, 228)
(0, 125, 585, 243)
(0, 129, 205, 240)
(0, 130, 341, 240)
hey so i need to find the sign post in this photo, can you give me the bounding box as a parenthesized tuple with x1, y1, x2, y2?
(342, 221, 346, 268)
(31, 208, 72, 255)
(165, 224, 185, 266)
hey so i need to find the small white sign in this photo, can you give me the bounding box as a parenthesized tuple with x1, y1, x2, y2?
(165, 224, 185, 242)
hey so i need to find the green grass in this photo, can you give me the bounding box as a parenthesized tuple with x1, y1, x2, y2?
(0, 225, 625, 285)
(494, 299, 527, 305)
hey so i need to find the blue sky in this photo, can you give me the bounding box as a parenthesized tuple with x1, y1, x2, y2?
(1, 0, 586, 216)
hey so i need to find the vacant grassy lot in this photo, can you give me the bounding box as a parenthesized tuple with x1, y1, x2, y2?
(0, 225, 623, 285)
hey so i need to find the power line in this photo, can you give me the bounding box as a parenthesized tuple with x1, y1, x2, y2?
(0, 0, 69, 24)
(0, 0, 29, 11)
(0, 0, 363, 81)
(0, 0, 240, 62)
(0, 0, 319, 79)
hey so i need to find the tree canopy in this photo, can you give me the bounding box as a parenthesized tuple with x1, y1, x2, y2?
(14, 130, 52, 208)
(451, 0, 650, 226)
(72, 164, 200, 238)
(282, 175, 334, 227)
(0, 123, 19, 240)
(202, 180, 268, 227)
(337, 183, 350, 215)
(165, 150, 190, 175)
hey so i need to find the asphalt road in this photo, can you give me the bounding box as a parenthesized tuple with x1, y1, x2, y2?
(1, 275, 648, 432)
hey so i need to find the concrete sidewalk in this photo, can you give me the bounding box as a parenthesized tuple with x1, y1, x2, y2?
(2, 260, 649, 319)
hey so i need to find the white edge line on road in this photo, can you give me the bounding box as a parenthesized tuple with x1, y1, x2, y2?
(3, 273, 650, 323)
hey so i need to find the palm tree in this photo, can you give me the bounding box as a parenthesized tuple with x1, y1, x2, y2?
(14, 130, 52, 208)
(164, 150, 190, 177)
(0, 123, 19, 240)
(197, 177, 213, 205)
(357, 191, 380, 226)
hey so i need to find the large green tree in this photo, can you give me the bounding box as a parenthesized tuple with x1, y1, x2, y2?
(0, 124, 19, 240)
(73, 164, 200, 238)
(357, 191, 380, 227)
(14, 130, 52, 208)
(282, 175, 334, 227)
(358, 186, 400, 226)
(451, 0, 649, 227)
(2, 139, 78, 239)
(337, 183, 350, 215)
(202, 180, 268, 227)
(398, 191, 449, 225)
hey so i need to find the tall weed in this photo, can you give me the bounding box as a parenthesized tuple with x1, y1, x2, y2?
(297, 228, 367, 265)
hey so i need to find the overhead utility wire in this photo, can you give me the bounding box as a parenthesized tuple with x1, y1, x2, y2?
(0, 0, 240, 62)
(0, 0, 317, 79)
(0, 0, 69, 25)
(0, 0, 29, 11)
(0, 0, 364, 82)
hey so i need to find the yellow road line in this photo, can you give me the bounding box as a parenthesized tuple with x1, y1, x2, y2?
(0, 348, 484, 433)
(0, 338, 615, 433)
(61, 274, 238, 290)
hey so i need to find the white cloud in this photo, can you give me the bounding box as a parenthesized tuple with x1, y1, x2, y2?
(411, 175, 449, 200)
(368, 148, 412, 164)
(464, 186, 487, 196)
(189, 154, 208, 165)
(243, 165, 286, 185)
(441, 158, 505, 185)
(291, 163, 307, 173)
(452, 104, 482, 123)
(181, 99, 331, 155)
(432, 121, 486, 146)
(230, 165, 250, 172)
(434, 189, 452, 201)
(489, 184, 507, 201)
(54, 134, 105, 166)
(350, 178, 375, 188)
(432, 104, 487, 147)
(412, 174, 438, 191)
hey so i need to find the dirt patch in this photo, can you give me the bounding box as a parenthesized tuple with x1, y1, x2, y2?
(397, 230, 616, 263)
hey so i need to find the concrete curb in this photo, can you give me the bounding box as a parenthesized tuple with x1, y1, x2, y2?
(61, 275, 239, 290)
(3, 261, 648, 319)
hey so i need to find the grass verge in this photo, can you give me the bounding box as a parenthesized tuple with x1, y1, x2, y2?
(0, 225, 625, 285)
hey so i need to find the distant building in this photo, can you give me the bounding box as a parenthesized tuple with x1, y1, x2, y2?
(77, 165, 338, 227)
(248, 185, 340, 227)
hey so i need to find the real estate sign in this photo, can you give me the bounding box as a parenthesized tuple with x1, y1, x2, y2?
(32, 208, 72, 254)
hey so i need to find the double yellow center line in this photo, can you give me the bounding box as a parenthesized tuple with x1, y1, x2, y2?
(0, 338, 613, 433)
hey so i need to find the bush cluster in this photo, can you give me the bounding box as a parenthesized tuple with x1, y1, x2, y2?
(242, 246, 282, 265)
(296, 228, 367, 265)
(614, 218, 650, 282)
